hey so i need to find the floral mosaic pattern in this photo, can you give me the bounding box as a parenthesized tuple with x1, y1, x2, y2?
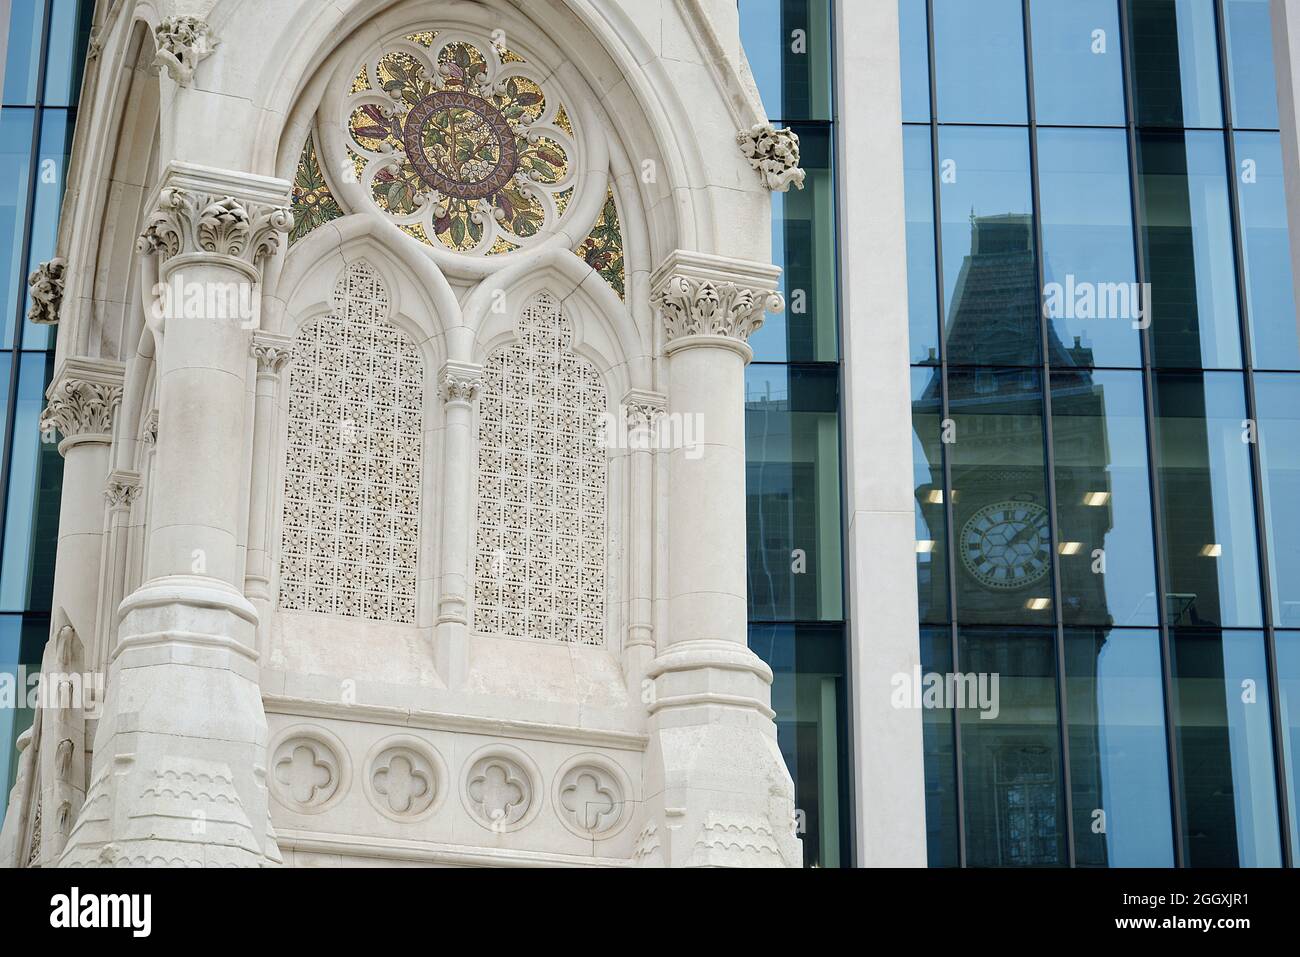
(474, 293, 608, 645)
(290, 135, 345, 245)
(346, 31, 576, 254)
(575, 188, 625, 298)
(279, 262, 424, 623)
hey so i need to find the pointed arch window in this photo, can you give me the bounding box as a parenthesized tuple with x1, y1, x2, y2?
(279, 261, 425, 622)
(474, 293, 608, 645)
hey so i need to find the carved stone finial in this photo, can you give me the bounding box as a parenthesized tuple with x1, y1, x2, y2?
(652, 275, 784, 345)
(154, 16, 219, 87)
(28, 258, 66, 326)
(737, 124, 806, 192)
(251, 336, 293, 375)
(40, 379, 123, 441)
(138, 187, 294, 270)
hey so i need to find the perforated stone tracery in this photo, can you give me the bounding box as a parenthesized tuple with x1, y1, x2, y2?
(473, 293, 607, 645)
(279, 261, 424, 623)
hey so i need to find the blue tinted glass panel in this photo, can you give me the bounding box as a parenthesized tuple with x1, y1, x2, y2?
(42, 0, 93, 107)
(746, 365, 843, 622)
(903, 125, 938, 364)
(1235, 132, 1299, 370)
(0, 615, 42, 826)
(1172, 628, 1282, 867)
(738, 0, 833, 123)
(1278, 631, 1300, 862)
(960, 626, 1067, 866)
(898, 0, 930, 123)
(1153, 372, 1263, 629)
(932, 0, 1028, 123)
(22, 108, 73, 350)
(1224, 0, 1280, 129)
(1, 354, 59, 612)
(937, 126, 1039, 368)
(919, 625, 958, 866)
(1052, 371, 1159, 627)
(1066, 627, 1175, 866)
(1129, 0, 1225, 129)
(2, 1, 45, 105)
(1137, 131, 1243, 370)
(1030, 0, 1126, 126)
(1038, 128, 1142, 368)
(750, 123, 838, 362)
(1256, 374, 1300, 627)
(912, 368, 948, 623)
(0, 107, 34, 349)
(749, 622, 849, 868)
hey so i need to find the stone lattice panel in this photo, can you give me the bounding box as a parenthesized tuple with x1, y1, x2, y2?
(279, 261, 424, 622)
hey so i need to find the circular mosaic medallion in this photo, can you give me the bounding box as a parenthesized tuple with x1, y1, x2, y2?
(402, 90, 519, 201)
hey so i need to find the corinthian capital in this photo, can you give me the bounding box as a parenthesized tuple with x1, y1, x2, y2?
(737, 124, 806, 192)
(104, 471, 142, 511)
(251, 334, 294, 375)
(154, 16, 219, 87)
(650, 252, 784, 347)
(40, 359, 126, 445)
(440, 361, 484, 405)
(28, 258, 66, 326)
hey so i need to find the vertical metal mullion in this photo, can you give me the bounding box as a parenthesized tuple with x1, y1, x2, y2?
(1213, 0, 1294, 868)
(1118, 0, 1188, 870)
(0, 0, 54, 585)
(1021, 0, 1076, 869)
(924, 0, 967, 869)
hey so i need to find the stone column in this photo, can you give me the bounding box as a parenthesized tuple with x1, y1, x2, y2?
(621, 389, 665, 692)
(95, 469, 141, 677)
(434, 361, 483, 687)
(60, 163, 292, 868)
(245, 333, 293, 646)
(639, 251, 800, 868)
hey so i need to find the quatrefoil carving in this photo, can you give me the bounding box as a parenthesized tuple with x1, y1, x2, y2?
(271, 736, 342, 810)
(465, 754, 533, 831)
(371, 748, 435, 816)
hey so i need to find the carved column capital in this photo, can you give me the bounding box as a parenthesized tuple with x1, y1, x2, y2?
(650, 251, 784, 350)
(737, 123, 807, 192)
(153, 16, 219, 87)
(39, 358, 126, 449)
(138, 163, 294, 277)
(27, 258, 66, 326)
(440, 361, 485, 405)
(104, 470, 142, 512)
(140, 409, 159, 450)
(251, 333, 294, 377)
(623, 389, 667, 429)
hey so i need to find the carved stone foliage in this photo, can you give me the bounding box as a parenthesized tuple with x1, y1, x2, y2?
(473, 293, 608, 646)
(279, 262, 424, 623)
(737, 123, 807, 192)
(441, 366, 483, 404)
(369, 745, 439, 819)
(40, 378, 122, 439)
(251, 336, 293, 375)
(270, 735, 344, 812)
(463, 752, 535, 832)
(554, 758, 628, 839)
(153, 16, 219, 87)
(345, 30, 579, 255)
(138, 187, 293, 270)
(652, 275, 784, 344)
(104, 473, 142, 511)
(27, 258, 66, 325)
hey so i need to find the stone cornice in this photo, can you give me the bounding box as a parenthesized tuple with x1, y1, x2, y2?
(27, 258, 66, 326)
(737, 124, 806, 192)
(153, 16, 219, 87)
(40, 357, 126, 448)
(440, 360, 485, 405)
(650, 251, 784, 348)
(251, 333, 294, 376)
(138, 163, 294, 275)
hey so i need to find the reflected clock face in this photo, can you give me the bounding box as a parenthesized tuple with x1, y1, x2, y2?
(961, 501, 1051, 590)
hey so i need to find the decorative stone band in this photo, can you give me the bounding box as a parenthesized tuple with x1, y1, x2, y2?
(250, 334, 294, 376)
(440, 361, 485, 405)
(154, 16, 219, 87)
(139, 187, 294, 272)
(40, 358, 126, 447)
(737, 123, 807, 192)
(27, 258, 66, 326)
(104, 470, 142, 511)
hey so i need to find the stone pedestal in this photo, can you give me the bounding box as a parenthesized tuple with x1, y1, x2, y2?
(638, 251, 801, 868)
(60, 163, 292, 868)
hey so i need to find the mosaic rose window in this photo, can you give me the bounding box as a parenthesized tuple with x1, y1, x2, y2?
(346, 32, 576, 254)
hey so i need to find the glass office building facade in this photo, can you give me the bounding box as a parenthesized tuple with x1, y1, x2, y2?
(0, 0, 93, 824)
(902, 0, 1300, 866)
